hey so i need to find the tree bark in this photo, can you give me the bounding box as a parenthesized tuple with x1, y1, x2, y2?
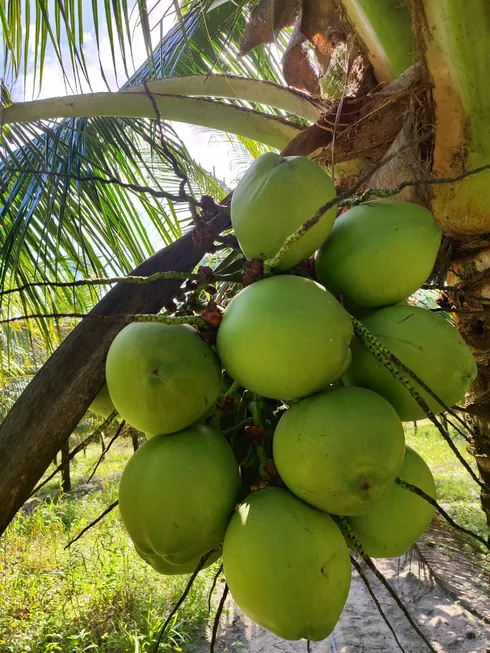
(131, 429, 140, 452)
(445, 248, 490, 531)
(0, 212, 230, 537)
(60, 439, 71, 493)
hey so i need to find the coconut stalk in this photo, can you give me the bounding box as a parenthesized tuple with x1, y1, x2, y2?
(340, 0, 415, 83)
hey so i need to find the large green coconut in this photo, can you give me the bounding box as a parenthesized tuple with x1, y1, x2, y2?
(135, 545, 222, 576)
(315, 200, 442, 311)
(273, 387, 405, 515)
(223, 487, 351, 641)
(343, 305, 477, 421)
(118, 425, 241, 565)
(88, 383, 115, 418)
(231, 153, 337, 271)
(345, 446, 436, 558)
(216, 275, 353, 401)
(106, 322, 221, 434)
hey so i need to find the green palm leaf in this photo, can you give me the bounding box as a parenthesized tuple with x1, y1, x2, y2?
(0, 116, 227, 319)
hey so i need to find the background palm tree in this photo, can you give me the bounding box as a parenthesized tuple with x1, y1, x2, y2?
(1, 0, 489, 538)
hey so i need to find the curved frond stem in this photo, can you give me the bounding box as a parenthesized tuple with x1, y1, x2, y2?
(128, 75, 323, 122)
(3, 93, 302, 150)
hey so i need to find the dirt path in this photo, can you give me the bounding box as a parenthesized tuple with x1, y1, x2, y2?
(194, 523, 490, 653)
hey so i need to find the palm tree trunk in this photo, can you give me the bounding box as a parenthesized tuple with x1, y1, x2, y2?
(131, 429, 140, 452)
(445, 257, 490, 530)
(60, 439, 71, 493)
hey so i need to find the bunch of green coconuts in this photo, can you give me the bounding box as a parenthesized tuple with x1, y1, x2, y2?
(96, 153, 477, 644)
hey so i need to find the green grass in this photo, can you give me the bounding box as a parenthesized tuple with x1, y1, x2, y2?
(0, 438, 218, 653)
(0, 423, 487, 652)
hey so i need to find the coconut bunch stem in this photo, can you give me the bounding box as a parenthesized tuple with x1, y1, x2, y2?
(395, 478, 490, 552)
(152, 550, 217, 653)
(350, 555, 408, 653)
(338, 518, 436, 653)
(351, 318, 482, 489)
(0, 269, 242, 299)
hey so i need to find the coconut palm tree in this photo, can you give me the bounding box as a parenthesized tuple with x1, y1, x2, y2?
(1, 0, 489, 541)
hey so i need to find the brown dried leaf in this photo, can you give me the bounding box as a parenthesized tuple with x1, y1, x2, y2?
(367, 122, 428, 205)
(273, 0, 302, 33)
(239, 0, 301, 55)
(281, 122, 333, 157)
(283, 20, 321, 95)
(301, 0, 337, 42)
(301, 0, 345, 73)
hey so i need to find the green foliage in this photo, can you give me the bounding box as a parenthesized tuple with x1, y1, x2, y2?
(0, 441, 219, 652)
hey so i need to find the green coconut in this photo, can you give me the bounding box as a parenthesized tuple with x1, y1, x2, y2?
(273, 387, 405, 516)
(231, 152, 337, 271)
(315, 200, 442, 311)
(106, 322, 221, 434)
(119, 425, 240, 565)
(343, 305, 477, 421)
(345, 446, 436, 558)
(223, 487, 351, 641)
(216, 275, 353, 401)
(88, 383, 115, 418)
(135, 545, 221, 576)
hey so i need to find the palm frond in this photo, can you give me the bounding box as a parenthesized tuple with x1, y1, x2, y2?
(1, 0, 163, 94)
(0, 115, 227, 320)
(2, 0, 287, 98)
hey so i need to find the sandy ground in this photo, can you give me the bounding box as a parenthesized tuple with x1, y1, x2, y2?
(193, 524, 490, 653)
